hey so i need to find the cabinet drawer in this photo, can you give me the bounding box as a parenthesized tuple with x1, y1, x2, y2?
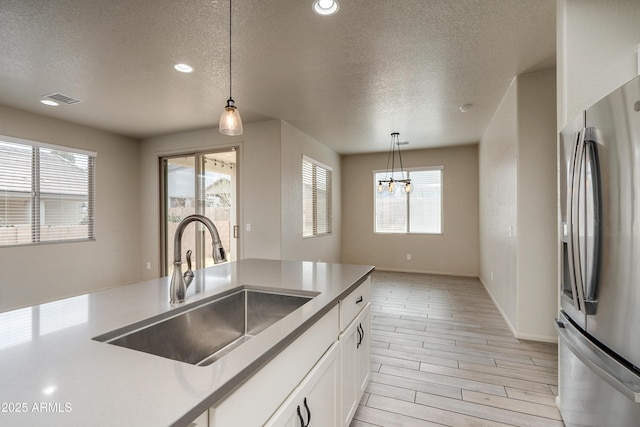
(339, 277, 371, 331)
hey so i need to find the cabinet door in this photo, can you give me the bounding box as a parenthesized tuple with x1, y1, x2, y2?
(357, 304, 371, 396)
(340, 303, 371, 427)
(266, 341, 340, 427)
(339, 317, 359, 426)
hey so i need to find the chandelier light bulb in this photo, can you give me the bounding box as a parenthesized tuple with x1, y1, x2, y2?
(404, 181, 413, 194)
(387, 180, 395, 194)
(377, 182, 384, 194)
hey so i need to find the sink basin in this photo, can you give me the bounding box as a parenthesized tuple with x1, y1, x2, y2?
(94, 287, 316, 366)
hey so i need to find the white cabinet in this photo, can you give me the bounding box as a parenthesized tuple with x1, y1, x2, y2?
(339, 303, 370, 427)
(207, 276, 372, 427)
(208, 305, 339, 426)
(265, 342, 340, 427)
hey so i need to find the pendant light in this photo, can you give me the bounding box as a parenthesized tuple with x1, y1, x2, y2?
(377, 132, 413, 194)
(219, 0, 243, 136)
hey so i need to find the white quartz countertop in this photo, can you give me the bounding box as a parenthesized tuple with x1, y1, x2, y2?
(0, 259, 373, 426)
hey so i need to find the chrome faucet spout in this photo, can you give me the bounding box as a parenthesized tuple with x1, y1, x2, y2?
(170, 214, 228, 304)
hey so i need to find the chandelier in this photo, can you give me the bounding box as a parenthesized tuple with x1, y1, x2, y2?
(377, 132, 413, 194)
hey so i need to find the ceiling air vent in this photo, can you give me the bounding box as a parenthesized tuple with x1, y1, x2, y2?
(43, 93, 82, 105)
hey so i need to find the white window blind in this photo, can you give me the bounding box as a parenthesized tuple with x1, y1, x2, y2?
(374, 168, 442, 234)
(303, 156, 332, 237)
(0, 137, 95, 246)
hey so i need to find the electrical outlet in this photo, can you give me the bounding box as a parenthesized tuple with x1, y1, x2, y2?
(146, 262, 151, 270)
(406, 253, 412, 261)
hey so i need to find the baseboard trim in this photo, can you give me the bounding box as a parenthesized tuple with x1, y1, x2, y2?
(373, 267, 478, 278)
(478, 277, 558, 344)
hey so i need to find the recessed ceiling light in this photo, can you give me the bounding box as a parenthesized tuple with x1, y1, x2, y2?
(459, 104, 473, 113)
(40, 99, 59, 107)
(313, 0, 339, 15)
(174, 63, 194, 73)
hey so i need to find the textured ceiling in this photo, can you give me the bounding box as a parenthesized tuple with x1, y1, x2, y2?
(0, 0, 556, 154)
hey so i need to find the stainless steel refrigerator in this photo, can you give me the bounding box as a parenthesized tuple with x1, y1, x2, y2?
(557, 75, 640, 426)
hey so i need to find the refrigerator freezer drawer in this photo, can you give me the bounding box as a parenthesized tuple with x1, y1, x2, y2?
(557, 313, 640, 426)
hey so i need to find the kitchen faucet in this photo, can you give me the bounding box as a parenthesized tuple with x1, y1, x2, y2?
(170, 214, 227, 304)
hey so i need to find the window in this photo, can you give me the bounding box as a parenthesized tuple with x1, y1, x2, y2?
(303, 156, 332, 237)
(374, 167, 442, 234)
(0, 136, 95, 246)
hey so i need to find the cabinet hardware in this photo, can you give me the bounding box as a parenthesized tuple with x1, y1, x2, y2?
(356, 296, 363, 304)
(296, 398, 311, 427)
(304, 397, 311, 426)
(357, 323, 365, 349)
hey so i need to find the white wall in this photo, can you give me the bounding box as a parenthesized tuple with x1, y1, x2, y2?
(517, 71, 558, 340)
(558, 0, 640, 129)
(479, 80, 518, 325)
(280, 122, 342, 263)
(139, 120, 282, 280)
(0, 105, 140, 312)
(139, 120, 342, 280)
(341, 144, 479, 276)
(479, 70, 558, 341)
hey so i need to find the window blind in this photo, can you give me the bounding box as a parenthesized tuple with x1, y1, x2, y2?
(302, 156, 332, 237)
(0, 137, 95, 246)
(374, 167, 442, 234)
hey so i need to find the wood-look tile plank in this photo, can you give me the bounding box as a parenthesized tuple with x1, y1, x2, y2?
(368, 371, 463, 400)
(351, 404, 444, 427)
(373, 327, 456, 347)
(532, 357, 559, 368)
(416, 392, 564, 427)
(366, 381, 416, 402)
(455, 341, 558, 362)
(372, 346, 460, 369)
(366, 394, 513, 427)
(505, 387, 558, 405)
(380, 364, 508, 396)
(462, 390, 562, 420)
(388, 342, 498, 366)
(370, 352, 421, 370)
(394, 327, 489, 344)
(419, 362, 554, 394)
(457, 361, 558, 385)
(495, 359, 558, 376)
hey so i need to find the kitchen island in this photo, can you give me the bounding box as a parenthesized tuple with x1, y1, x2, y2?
(0, 259, 373, 426)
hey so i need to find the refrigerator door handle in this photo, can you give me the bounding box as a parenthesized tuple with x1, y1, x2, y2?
(567, 131, 583, 310)
(556, 314, 640, 404)
(582, 127, 601, 314)
(568, 130, 587, 312)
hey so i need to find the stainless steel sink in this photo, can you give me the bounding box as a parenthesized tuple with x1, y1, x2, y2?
(94, 287, 316, 366)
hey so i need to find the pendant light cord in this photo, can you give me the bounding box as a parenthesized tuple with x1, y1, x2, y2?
(228, 0, 233, 100)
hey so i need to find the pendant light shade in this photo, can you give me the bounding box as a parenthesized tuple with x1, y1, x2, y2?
(219, 0, 243, 136)
(219, 98, 243, 136)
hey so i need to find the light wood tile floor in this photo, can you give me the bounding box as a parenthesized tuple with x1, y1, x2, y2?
(351, 271, 563, 427)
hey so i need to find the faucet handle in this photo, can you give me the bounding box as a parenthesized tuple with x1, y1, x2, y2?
(184, 250, 194, 286)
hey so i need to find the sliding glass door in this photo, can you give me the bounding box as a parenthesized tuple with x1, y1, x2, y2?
(161, 148, 237, 276)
